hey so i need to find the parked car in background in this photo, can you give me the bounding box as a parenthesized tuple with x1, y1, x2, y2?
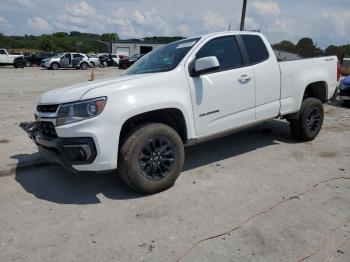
(109, 54, 128, 67)
(0, 49, 26, 68)
(25, 52, 55, 66)
(118, 54, 144, 69)
(22, 31, 339, 194)
(41, 53, 91, 70)
(109, 54, 120, 66)
(87, 55, 100, 68)
(96, 53, 113, 66)
(336, 75, 350, 106)
(97, 54, 109, 68)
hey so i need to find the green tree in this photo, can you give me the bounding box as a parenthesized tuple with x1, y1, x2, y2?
(296, 38, 321, 58)
(38, 35, 54, 52)
(101, 33, 117, 42)
(272, 40, 296, 53)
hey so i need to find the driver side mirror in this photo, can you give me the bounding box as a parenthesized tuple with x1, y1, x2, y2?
(191, 56, 220, 77)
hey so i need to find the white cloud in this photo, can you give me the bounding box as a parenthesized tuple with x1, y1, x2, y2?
(178, 24, 190, 36)
(10, 0, 35, 8)
(252, 1, 280, 16)
(27, 17, 51, 31)
(269, 18, 296, 35)
(107, 8, 172, 38)
(66, 1, 95, 17)
(201, 11, 228, 32)
(322, 10, 350, 37)
(0, 16, 13, 28)
(52, 1, 103, 33)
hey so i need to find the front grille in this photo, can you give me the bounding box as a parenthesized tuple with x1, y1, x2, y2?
(37, 121, 57, 138)
(37, 104, 59, 113)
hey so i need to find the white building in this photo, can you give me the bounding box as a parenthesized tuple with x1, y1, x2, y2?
(111, 41, 166, 57)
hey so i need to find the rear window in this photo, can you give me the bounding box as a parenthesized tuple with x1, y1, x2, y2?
(241, 35, 269, 64)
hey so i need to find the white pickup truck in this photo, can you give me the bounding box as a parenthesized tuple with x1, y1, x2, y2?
(0, 49, 25, 68)
(22, 31, 340, 193)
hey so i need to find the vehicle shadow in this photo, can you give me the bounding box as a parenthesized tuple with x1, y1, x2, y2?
(183, 119, 297, 171)
(13, 120, 296, 205)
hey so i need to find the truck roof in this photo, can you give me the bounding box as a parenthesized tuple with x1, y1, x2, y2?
(191, 30, 263, 40)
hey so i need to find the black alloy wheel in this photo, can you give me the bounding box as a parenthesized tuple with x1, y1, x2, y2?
(138, 136, 175, 181)
(118, 123, 185, 194)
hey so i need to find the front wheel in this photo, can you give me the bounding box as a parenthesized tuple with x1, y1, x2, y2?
(118, 123, 185, 194)
(290, 98, 324, 141)
(50, 62, 59, 70)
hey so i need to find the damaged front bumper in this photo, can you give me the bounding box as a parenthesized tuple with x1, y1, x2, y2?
(20, 121, 97, 173)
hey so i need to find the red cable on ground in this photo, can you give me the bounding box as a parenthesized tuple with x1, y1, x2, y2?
(322, 237, 350, 262)
(297, 219, 350, 262)
(176, 176, 350, 262)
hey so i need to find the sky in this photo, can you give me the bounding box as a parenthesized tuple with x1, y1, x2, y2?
(0, 0, 349, 47)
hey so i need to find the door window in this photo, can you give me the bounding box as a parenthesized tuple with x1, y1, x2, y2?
(0, 50, 6, 55)
(196, 36, 243, 71)
(241, 35, 269, 64)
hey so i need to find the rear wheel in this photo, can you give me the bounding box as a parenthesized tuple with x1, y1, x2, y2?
(14, 59, 25, 68)
(118, 123, 185, 194)
(80, 62, 89, 70)
(290, 98, 324, 141)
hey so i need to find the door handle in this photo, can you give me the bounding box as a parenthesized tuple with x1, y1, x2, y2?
(238, 74, 252, 83)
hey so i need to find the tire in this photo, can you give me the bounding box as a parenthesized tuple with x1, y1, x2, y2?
(290, 98, 324, 141)
(80, 62, 89, 70)
(50, 62, 59, 70)
(14, 59, 24, 68)
(90, 62, 95, 68)
(118, 123, 185, 194)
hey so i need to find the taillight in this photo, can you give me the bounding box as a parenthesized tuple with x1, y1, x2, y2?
(337, 62, 341, 81)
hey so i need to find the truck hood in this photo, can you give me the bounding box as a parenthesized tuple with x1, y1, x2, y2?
(38, 74, 148, 104)
(10, 54, 23, 58)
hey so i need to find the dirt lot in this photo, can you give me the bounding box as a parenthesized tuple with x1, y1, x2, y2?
(0, 67, 349, 262)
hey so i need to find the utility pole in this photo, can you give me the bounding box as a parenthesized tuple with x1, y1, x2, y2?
(240, 0, 248, 31)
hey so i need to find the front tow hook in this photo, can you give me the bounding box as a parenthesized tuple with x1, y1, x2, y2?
(20, 121, 39, 144)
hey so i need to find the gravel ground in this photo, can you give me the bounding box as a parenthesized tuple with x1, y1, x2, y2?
(0, 66, 349, 262)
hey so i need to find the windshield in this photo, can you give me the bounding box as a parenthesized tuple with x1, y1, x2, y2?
(125, 37, 200, 75)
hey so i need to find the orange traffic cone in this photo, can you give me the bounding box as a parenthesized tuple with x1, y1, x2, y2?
(89, 68, 95, 81)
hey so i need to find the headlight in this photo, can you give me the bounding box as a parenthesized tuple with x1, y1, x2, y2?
(56, 97, 107, 126)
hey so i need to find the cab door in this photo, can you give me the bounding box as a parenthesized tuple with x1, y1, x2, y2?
(60, 53, 71, 67)
(0, 50, 11, 63)
(186, 36, 256, 136)
(72, 54, 82, 67)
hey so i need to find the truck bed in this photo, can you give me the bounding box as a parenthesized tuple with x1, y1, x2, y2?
(278, 56, 338, 115)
